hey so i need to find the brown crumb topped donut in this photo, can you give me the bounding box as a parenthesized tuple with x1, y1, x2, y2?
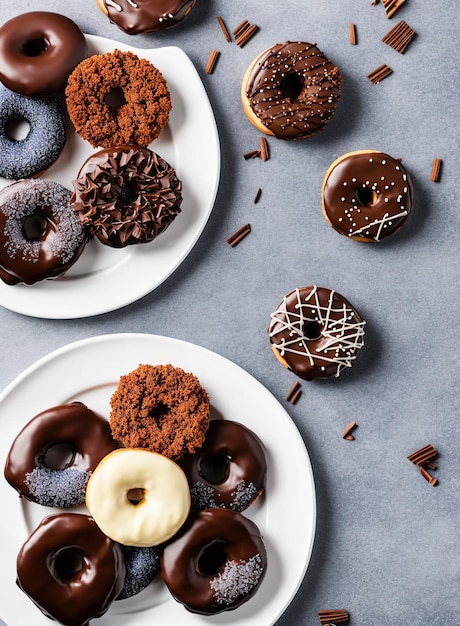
(241, 41, 342, 140)
(322, 150, 414, 242)
(110, 364, 210, 461)
(65, 49, 171, 148)
(71, 145, 182, 247)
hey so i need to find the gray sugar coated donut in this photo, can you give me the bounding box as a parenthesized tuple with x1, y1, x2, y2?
(0, 83, 66, 180)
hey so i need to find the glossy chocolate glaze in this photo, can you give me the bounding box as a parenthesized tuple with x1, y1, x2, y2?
(161, 508, 267, 614)
(16, 513, 125, 626)
(0, 179, 88, 286)
(322, 151, 414, 242)
(103, 0, 197, 34)
(0, 12, 87, 96)
(4, 402, 118, 503)
(181, 420, 266, 511)
(245, 41, 342, 140)
(269, 286, 366, 380)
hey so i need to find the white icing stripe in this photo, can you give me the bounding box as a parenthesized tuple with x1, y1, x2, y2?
(269, 287, 365, 376)
(349, 209, 408, 241)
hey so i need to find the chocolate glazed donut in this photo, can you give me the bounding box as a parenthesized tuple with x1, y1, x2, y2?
(181, 420, 267, 512)
(16, 513, 125, 626)
(161, 508, 267, 615)
(99, 0, 198, 34)
(0, 12, 87, 96)
(4, 402, 118, 506)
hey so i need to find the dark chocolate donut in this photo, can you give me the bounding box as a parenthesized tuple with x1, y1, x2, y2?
(268, 286, 366, 380)
(16, 513, 125, 626)
(322, 150, 414, 242)
(4, 402, 118, 507)
(181, 420, 267, 512)
(0, 11, 87, 96)
(99, 0, 198, 34)
(0, 179, 88, 286)
(161, 508, 267, 615)
(242, 41, 342, 140)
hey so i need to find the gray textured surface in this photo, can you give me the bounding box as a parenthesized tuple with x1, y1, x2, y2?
(0, 0, 459, 624)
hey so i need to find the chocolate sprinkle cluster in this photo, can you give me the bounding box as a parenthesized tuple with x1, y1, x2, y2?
(71, 146, 182, 247)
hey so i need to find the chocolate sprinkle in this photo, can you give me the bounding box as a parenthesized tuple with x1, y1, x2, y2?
(205, 50, 220, 74)
(349, 22, 357, 45)
(368, 64, 393, 84)
(382, 20, 415, 54)
(318, 609, 349, 624)
(286, 381, 302, 404)
(227, 224, 251, 247)
(430, 158, 442, 182)
(383, 0, 406, 19)
(216, 16, 232, 42)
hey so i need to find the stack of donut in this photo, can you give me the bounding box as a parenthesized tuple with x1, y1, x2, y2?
(0, 11, 183, 286)
(4, 363, 268, 623)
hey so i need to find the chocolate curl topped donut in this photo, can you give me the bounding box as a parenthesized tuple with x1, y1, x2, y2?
(71, 145, 182, 247)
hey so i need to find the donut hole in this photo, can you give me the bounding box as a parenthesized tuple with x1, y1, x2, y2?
(114, 181, 138, 207)
(53, 548, 84, 582)
(127, 487, 146, 505)
(148, 401, 170, 423)
(39, 442, 76, 470)
(302, 320, 322, 340)
(21, 213, 48, 241)
(104, 87, 127, 109)
(197, 540, 227, 576)
(279, 73, 304, 103)
(5, 117, 31, 142)
(199, 452, 229, 485)
(21, 37, 49, 57)
(356, 185, 378, 207)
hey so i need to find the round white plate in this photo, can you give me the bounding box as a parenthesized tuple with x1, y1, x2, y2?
(0, 36, 220, 319)
(0, 334, 315, 626)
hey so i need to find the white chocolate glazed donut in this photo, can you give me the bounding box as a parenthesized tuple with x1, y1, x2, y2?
(86, 448, 191, 547)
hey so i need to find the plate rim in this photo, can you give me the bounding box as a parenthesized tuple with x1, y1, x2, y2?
(0, 333, 316, 626)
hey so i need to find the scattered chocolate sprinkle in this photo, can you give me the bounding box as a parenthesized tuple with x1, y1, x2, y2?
(420, 466, 438, 486)
(205, 50, 220, 74)
(253, 187, 262, 204)
(368, 63, 393, 84)
(318, 609, 349, 624)
(372, 0, 380, 5)
(286, 381, 302, 404)
(382, 20, 415, 53)
(408, 444, 439, 486)
(216, 16, 232, 42)
(430, 158, 442, 182)
(227, 223, 251, 247)
(383, 0, 406, 19)
(232, 20, 259, 47)
(349, 22, 357, 45)
(259, 137, 269, 161)
(342, 420, 357, 440)
(407, 444, 438, 467)
(232, 20, 250, 38)
(243, 150, 261, 160)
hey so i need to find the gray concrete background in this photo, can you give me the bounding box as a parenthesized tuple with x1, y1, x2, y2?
(0, 0, 458, 624)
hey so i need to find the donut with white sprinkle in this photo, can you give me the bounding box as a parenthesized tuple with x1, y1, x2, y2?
(268, 286, 366, 380)
(322, 150, 414, 242)
(241, 41, 342, 140)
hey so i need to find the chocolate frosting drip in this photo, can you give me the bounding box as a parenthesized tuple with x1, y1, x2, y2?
(103, 0, 197, 34)
(246, 41, 342, 140)
(71, 145, 182, 248)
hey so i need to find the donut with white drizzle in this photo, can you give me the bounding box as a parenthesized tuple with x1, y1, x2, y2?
(322, 150, 414, 242)
(268, 286, 365, 380)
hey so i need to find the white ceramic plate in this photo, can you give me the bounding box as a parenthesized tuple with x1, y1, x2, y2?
(0, 334, 315, 626)
(0, 36, 220, 319)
